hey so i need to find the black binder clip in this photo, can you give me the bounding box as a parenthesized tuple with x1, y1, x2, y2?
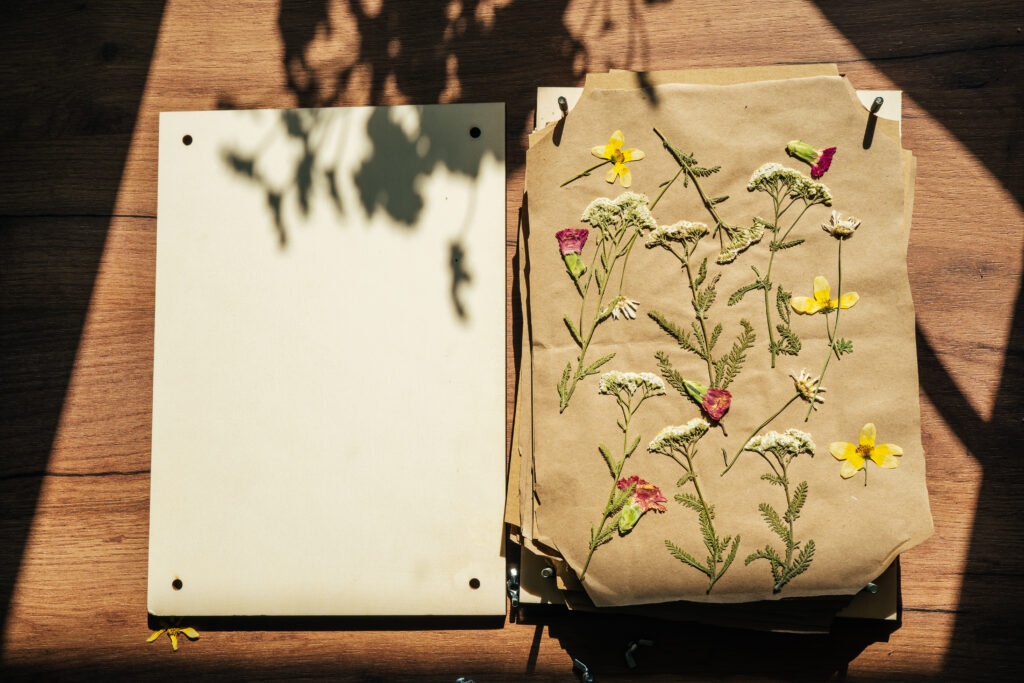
(862, 96, 883, 150)
(507, 566, 520, 609)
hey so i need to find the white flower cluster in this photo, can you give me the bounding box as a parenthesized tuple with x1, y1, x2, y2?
(648, 418, 710, 453)
(645, 219, 708, 247)
(581, 192, 656, 235)
(747, 163, 832, 204)
(745, 428, 816, 456)
(716, 222, 766, 264)
(599, 370, 666, 397)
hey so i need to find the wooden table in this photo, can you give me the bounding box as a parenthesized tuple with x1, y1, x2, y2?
(3, 1, 1021, 679)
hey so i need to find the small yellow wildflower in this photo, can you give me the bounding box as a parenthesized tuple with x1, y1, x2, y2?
(829, 423, 903, 483)
(147, 621, 200, 652)
(591, 130, 645, 188)
(790, 276, 859, 314)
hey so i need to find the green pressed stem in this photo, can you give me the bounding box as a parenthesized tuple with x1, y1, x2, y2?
(580, 398, 638, 580)
(561, 159, 611, 187)
(674, 243, 716, 385)
(763, 199, 813, 368)
(722, 393, 800, 476)
(805, 239, 843, 421)
(650, 166, 683, 212)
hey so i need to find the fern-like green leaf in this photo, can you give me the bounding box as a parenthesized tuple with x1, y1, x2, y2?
(583, 352, 616, 377)
(674, 492, 703, 512)
(694, 257, 708, 288)
(759, 502, 790, 545)
(693, 274, 721, 318)
(625, 434, 641, 458)
(785, 481, 808, 523)
(710, 194, 730, 205)
(760, 472, 785, 487)
(716, 319, 755, 390)
(655, 351, 690, 400)
(769, 238, 805, 252)
(776, 287, 792, 325)
(598, 444, 616, 477)
(648, 311, 698, 354)
(563, 315, 583, 347)
(772, 323, 802, 356)
(721, 535, 741, 575)
(666, 540, 713, 577)
(728, 280, 766, 306)
(708, 323, 722, 353)
(557, 362, 570, 405)
(691, 321, 710, 360)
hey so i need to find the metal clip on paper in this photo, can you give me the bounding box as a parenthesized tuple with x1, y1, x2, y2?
(506, 566, 520, 609)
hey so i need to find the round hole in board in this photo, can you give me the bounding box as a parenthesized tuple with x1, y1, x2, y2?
(182, 134, 193, 146)
(172, 578, 183, 590)
(468, 578, 480, 589)
(469, 126, 481, 139)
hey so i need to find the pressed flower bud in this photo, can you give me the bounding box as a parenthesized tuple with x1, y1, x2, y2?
(563, 253, 586, 279)
(616, 502, 642, 533)
(682, 379, 708, 404)
(786, 139, 837, 179)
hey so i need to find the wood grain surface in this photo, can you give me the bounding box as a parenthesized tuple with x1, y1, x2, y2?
(2, 0, 1022, 679)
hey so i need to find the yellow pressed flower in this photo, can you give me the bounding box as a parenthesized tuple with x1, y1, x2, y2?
(829, 423, 903, 484)
(590, 129, 645, 188)
(147, 621, 200, 651)
(790, 276, 859, 314)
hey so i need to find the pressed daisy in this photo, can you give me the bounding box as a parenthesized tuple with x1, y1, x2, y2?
(591, 129, 645, 188)
(791, 369, 826, 407)
(147, 621, 200, 652)
(830, 422, 903, 485)
(610, 296, 639, 320)
(786, 139, 837, 179)
(556, 228, 589, 280)
(821, 210, 861, 239)
(790, 275, 859, 315)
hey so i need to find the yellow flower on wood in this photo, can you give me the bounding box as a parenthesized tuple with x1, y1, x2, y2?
(147, 621, 200, 651)
(829, 423, 903, 482)
(790, 275, 859, 314)
(591, 129, 645, 188)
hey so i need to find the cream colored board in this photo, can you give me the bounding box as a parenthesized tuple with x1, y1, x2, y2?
(149, 103, 507, 616)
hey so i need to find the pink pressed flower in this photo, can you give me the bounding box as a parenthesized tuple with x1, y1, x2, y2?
(786, 140, 837, 179)
(617, 476, 667, 513)
(702, 388, 732, 422)
(555, 228, 589, 256)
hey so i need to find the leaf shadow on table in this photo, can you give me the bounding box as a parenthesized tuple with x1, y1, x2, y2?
(0, 1, 167, 642)
(809, 2, 1024, 677)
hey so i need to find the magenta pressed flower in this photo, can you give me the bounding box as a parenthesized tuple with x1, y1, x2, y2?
(618, 475, 668, 513)
(786, 140, 837, 179)
(556, 228, 589, 280)
(702, 388, 732, 422)
(681, 379, 731, 422)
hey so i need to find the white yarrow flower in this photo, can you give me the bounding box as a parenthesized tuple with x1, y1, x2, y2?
(745, 428, 816, 456)
(599, 370, 665, 397)
(648, 418, 710, 453)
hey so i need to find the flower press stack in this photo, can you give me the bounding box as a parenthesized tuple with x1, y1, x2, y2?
(507, 67, 933, 630)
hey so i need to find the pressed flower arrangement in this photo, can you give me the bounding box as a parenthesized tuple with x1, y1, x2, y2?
(742, 429, 817, 592)
(579, 371, 666, 580)
(648, 418, 741, 594)
(728, 162, 833, 367)
(555, 193, 656, 412)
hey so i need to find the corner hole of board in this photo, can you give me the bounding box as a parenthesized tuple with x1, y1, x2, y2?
(172, 577, 183, 591)
(182, 134, 193, 146)
(469, 126, 481, 139)
(468, 577, 480, 589)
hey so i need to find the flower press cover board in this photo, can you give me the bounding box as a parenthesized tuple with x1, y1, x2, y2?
(524, 76, 933, 606)
(149, 103, 506, 616)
